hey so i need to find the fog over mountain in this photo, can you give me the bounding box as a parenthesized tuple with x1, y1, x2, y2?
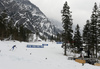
(49, 18, 63, 30)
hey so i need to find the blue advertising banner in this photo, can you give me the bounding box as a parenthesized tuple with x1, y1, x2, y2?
(56, 42, 63, 44)
(27, 45, 44, 48)
(42, 44, 48, 46)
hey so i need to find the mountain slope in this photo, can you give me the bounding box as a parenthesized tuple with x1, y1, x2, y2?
(49, 18, 63, 30)
(0, 0, 62, 39)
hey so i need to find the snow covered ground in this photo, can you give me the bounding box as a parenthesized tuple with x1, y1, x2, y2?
(0, 40, 100, 69)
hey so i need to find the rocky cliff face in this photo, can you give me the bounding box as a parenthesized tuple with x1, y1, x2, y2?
(0, 0, 62, 39)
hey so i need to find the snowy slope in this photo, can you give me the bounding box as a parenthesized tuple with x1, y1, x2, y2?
(0, 40, 100, 69)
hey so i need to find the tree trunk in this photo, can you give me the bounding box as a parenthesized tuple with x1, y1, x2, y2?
(64, 43, 67, 55)
(96, 43, 97, 58)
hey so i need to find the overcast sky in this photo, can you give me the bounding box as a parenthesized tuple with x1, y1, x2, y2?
(29, 0, 100, 29)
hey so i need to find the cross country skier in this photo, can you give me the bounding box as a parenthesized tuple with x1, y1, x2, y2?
(11, 45, 17, 51)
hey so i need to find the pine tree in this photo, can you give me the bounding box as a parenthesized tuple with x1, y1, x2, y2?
(61, 1, 73, 55)
(50, 35, 54, 41)
(97, 5, 100, 55)
(35, 27, 39, 41)
(97, 6, 100, 42)
(74, 24, 82, 52)
(83, 20, 91, 50)
(7, 18, 14, 39)
(56, 33, 62, 42)
(0, 10, 8, 39)
(83, 3, 100, 58)
(90, 3, 98, 57)
(0, 10, 32, 41)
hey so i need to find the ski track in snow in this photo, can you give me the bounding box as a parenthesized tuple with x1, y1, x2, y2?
(0, 40, 100, 69)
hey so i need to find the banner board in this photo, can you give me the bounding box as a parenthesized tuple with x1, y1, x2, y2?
(27, 45, 44, 48)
